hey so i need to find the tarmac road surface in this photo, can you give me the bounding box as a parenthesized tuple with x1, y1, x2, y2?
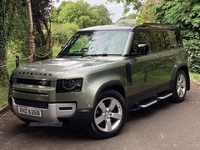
(0, 81, 200, 150)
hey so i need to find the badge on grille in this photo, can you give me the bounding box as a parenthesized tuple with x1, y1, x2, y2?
(41, 80, 48, 86)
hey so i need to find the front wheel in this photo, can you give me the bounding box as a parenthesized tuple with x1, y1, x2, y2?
(86, 90, 127, 139)
(170, 70, 187, 103)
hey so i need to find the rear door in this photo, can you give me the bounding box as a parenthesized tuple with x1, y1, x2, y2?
(156, 30, 182, 94)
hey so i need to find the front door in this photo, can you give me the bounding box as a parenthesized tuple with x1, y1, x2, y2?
(128, 31, 160, 105)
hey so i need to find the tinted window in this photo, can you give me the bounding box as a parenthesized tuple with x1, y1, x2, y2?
(163, 30, 179, 48)
(132, 31, 151, 54)
(150, 31, 165, 52)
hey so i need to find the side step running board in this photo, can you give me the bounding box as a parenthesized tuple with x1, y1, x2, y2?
(140, 100, 157, 108)
(157, 93, 173, 100)
(139, 93, 173, 109)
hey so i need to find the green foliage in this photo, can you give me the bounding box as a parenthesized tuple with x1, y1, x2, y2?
(50, 0, 113, 48)
(108, 0, 145, 13)
(52, 44, 62, 58)
(136, 0, 158, 23)
(7, 0, 54, 59)
(0, 83, 8, 107)
(51, 22, 79, 45)
(0, 56, 27, 107)
(51, 0, 112, 28)
(0, 0, 17, 83)
(190, 54, 200, 73)
(120, 13, 138, 19)
(190, 72, 200, 82)
(153, 0, 200, 73)
(91, 4, 112, 25)
(7, 2, 28, 57)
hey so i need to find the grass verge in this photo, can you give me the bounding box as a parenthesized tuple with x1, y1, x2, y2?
(0, 82, 9, 107)
(190, 72, 200, 82)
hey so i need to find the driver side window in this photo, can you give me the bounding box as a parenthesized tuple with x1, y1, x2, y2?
(131, 31, 151, 55)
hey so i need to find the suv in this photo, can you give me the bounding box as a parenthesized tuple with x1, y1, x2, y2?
(8, 23, 190, 139)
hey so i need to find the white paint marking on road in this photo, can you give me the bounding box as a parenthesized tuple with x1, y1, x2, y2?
(161, 132, 164, 139)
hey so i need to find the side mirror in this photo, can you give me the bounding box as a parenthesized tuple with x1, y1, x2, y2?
(137, 44, 149, 55)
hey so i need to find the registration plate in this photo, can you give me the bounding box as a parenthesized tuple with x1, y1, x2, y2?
(18, 107, 42, 117)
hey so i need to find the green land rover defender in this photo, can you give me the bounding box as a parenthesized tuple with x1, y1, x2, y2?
(8, 23, 190, 139)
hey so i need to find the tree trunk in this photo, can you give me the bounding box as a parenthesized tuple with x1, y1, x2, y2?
(0, 0, 9, 85)
(24, 0, 35, 63)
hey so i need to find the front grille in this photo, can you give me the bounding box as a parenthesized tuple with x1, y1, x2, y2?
(14, 98, 48, 109)
(17, 78, 51, 86)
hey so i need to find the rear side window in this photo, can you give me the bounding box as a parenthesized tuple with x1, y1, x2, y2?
(163, 30, 179, 48)
(131, 27, 182, 54)
(150, 29, 182, 52)
(150, 31, 165, 52)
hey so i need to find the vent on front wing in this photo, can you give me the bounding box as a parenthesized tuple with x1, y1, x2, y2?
(69, 60, 111, 70)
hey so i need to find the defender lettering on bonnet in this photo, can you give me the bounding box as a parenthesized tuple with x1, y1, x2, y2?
(8, 23, 190, 139)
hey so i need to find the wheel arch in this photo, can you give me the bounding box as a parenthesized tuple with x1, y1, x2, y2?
(177, 66, 190, 90)
(93, 81, 126, 106)
(171, 65, 190, 92)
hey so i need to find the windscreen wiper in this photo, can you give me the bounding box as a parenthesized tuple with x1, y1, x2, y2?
(81, 53, 108, 58)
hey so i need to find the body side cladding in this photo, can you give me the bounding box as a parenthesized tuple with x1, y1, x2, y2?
(125, 63, 132, 85)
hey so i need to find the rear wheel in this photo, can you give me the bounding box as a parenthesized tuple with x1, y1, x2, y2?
(170, 70, 187, 103)
(86, 90, 127, 139)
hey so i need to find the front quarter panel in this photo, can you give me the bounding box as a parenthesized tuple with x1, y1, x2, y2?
(74, 61, 127, 109)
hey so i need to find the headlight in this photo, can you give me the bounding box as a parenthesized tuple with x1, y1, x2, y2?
(62, 80, 76, 90)
(56, 78, 83, 93)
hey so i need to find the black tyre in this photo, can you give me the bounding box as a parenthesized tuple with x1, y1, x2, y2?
(170, 70, 187, 103)
(86, 90, 127, 139)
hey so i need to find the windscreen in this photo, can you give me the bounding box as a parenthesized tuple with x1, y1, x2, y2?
(58, 30, 129, 57)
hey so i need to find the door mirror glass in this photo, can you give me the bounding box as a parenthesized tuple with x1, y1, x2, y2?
(137, 44, 149, 55)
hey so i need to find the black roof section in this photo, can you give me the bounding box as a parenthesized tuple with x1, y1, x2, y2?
(79, 23, 177, 32)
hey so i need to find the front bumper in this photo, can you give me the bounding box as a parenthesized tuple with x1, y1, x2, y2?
(10, 97, 93, 127)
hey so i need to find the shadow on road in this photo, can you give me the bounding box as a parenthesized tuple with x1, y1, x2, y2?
(2, 98, 178, 141)
(128, 98, 174, 121)
(8, 116, 93, 140)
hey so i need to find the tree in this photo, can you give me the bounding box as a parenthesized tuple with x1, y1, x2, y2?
(0, 0, 8, 84)
(31, 0, 54, 60)
(51, 22, 79, 45)
(136, 0, 159, 23)
(91, 4, 112, 25)
(8, 0, 54, 61)
(24, 0, 35, 63)
(108, 0, 145, 13)
(51, 0, 112, 28)
(120, 13, 138, 19)
(153, 0, 200, 73)
(0, 0, 17, 84)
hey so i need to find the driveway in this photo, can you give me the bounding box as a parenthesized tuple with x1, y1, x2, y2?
(0, 81, 200, 150)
